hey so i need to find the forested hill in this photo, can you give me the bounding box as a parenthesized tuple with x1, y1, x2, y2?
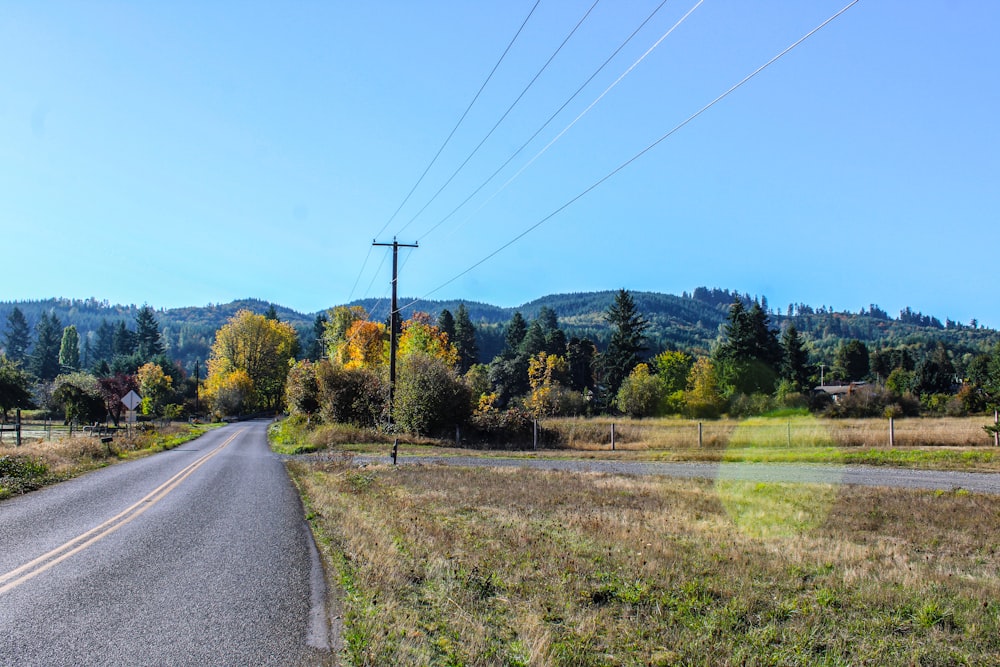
(1, 290, 997, 372)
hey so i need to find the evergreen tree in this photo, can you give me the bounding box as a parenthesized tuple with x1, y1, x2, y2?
(437, 309, 455, 341)
(834, 339, 870, 382)
(135, 305, 165, 361)
(914, 343, 955, 395)
(503, 312, 527, 358)
(3, 307, 31, 364)
(714, 300, 781, 396)
(113, 320, 137, 357)
(521, 321, 547, 357)
(264, 304, 279, 321)
(30, 313, 63, 381)
(93, 319, 115, 365)
(307, 313, 328, 361)
(59, 325, 81, 371)
(780, 324, 810, 391)
(566, 336, 596, 391)
(452, 304, 479, 374)
(601, 289, 649, 402)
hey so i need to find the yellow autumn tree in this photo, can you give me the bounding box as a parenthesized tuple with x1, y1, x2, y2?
(525, 351, 570, 417)
(324, 305, 368, 365)
(397, 312, 457, 367)
(342, 320, 388, 370)
(137, 362, 173, 416)
(203, 310, 298, 415)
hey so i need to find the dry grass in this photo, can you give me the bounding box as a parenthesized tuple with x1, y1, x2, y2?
(291, 459, 1000, 666)
(544, 416, 994, 450)
(0, 423, 216, 498)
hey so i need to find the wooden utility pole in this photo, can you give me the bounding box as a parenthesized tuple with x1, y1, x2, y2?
(373, 238, 418, 424)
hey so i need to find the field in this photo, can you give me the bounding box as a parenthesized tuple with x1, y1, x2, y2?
(0, 422, 219, 498)
(290, 458, 1000, 666)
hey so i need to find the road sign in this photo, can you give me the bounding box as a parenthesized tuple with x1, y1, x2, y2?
(121, 390, 142, 411)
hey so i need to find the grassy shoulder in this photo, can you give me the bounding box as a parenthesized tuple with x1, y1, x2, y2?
(270, 415, 1000, 472)
(0, 421, 223, 500)
(288, 458, 1000, 666)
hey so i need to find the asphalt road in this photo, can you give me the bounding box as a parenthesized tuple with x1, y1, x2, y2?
(350, 454, 1000, 495)
(0, 421, 332, 667)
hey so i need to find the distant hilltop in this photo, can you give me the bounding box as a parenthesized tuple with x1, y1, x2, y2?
(1, 290, 996, 372)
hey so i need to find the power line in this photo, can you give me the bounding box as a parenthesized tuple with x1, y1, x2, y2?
(394, 0, 604, 238)
(412, 0, 680, 243)
(399, 0, 861, 313)
(371, 0, 542, 243)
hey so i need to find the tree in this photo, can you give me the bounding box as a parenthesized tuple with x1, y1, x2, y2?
(0, 355, 33, 421)
(653, 349, 693, 413)
(324, 306, 368, 364)
(779, 324, 810, 391)
(914, 342, 955, 396)
(437, 309, 455, 341)
(137, 362, 174, 416)
(3, 307, 31, 364)
(397, 313, 457, 367)
(685, 357, 725, 418)
(135, 306, 165, 361)
(285, 360, 320, 416)
(59, 325, 81, 371)
(204, 309, 299, 414)
(600, 289, 649, 402)
(566, 337, 596, 391)
(503, 312, 527, 358)
(713, 300, 781, 396)
(341, 320, 388, 369)
(52, 372, 105, 424)
(92, 319, 115, 366)
(113, 320, 137, 357)
(452, 304, 479, 374)
(315, 360, 386, 427)
(615, 363, 662, 418)
(520, 321, 547, 358)
(30, 313, 62, 381)
(834, 339, 870, 383)
(393, 353, 470, 436)
(98, 373, 139, 425)
(525, 352, 573, 417)
(306, 313, 328, 361)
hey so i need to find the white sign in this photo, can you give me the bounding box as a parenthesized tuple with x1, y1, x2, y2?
(121, 390, 142, 411)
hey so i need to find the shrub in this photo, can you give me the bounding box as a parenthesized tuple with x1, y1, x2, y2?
(393, 354, 471, 437)
(315, 361, 387, 428)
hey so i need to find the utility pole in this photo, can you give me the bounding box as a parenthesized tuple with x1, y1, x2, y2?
(373, 238, 418, 425)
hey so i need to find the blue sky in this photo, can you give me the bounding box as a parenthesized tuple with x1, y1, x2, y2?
(2, 1, 997, 327)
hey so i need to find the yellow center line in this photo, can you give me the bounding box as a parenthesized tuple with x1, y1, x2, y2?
(0, 428, 244, 596)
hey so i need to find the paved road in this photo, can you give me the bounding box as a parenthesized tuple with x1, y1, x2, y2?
(348, 454, 1000, 495)
(0, 421, 332, 667)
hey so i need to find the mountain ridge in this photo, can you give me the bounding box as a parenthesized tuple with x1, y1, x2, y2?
(2, 291, 996, 372)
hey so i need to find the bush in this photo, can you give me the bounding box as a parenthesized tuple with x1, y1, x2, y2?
(315, 361, 387, 428)
(393, 354, 471, 437)
(728, 393, 776, 418)
(824, 385, 920, 419)
(468, 405, 537, 448)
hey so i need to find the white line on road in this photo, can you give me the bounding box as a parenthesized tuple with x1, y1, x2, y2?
(0, 429, 244, 596)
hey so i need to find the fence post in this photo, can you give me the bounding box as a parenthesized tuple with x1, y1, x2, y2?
(698, 422, 703, 448)
(889, 417, 895, 447)
(15, 408, 21, 447)
(995, 410, 999, 448)
(611, 423, 616, 451)
(455, 424, 461, 447)
(787, 421, 791, 447)
(533, 419, 538, 451)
